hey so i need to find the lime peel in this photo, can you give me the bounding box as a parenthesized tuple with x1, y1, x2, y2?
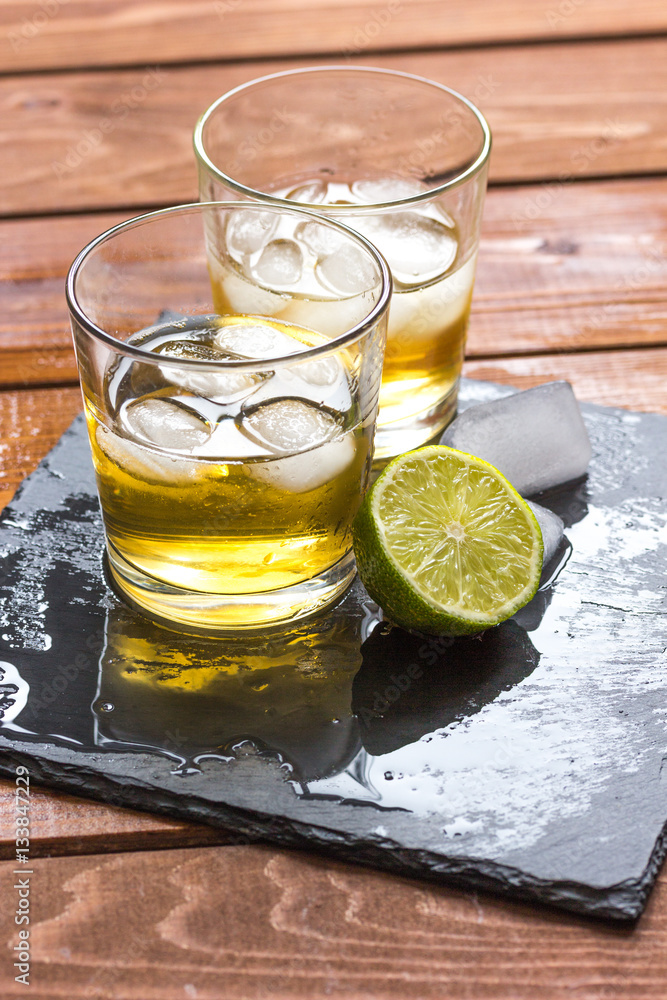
(353, 445, 543, 636)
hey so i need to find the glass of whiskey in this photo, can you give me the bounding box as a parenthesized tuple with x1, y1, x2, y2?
(194, 66, 491, 461)
(67, 202, 390, 631)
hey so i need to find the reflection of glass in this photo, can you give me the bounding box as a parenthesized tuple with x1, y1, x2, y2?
(67, 203, 390, 631)
(93, 582, 380, 782)
(194, 67, 491, 460)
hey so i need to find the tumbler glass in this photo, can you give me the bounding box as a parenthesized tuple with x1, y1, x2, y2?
(67, 202, 390, 631)
(194, 66, 491, 459)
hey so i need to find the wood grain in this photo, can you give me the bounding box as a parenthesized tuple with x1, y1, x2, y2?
(2, 0, 667, 73)
(0, 385, 82, 511)
(2, 178, 666, 388)
(0, 779, 228, 859)
(2, 39, 667, 217)
(463, 346, 667, 414)
(1, 843, 666, 998)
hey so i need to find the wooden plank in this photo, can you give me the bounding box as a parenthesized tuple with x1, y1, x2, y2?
(0, 779, 229, 859)
(0, 210, 130, 388)
(0, 385, 81, 511)
(1, 843, 667, 998)
(463, 346, 667, 414)
(2, 178, 666, 388)
(1, 39, 667, 217)
(2, 0, 667, 74)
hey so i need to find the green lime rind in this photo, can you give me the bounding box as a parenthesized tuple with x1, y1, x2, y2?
(352, 445, 543, 637)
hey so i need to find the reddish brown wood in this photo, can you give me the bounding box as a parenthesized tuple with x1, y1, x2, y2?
(0, 779, 228, 859)
(2, 178, 667, 388)
(1, 844, 666, 998)
(2, 0, 666, 73)
(463, 346, 667, 414)
(0, 386, 82, 511)
(1, 40, 667, 216)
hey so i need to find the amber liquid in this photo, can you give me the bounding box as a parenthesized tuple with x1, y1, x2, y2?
(86, 316, 370, 604)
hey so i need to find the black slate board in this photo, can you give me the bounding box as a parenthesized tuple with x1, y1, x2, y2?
(1, 379, 666, 922)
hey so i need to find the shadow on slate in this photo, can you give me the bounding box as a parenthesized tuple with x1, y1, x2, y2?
(353, 620, 540, 756)
(1, 379, 667, 924)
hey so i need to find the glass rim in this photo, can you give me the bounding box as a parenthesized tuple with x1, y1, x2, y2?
(193, 65, 492, 212)
(66, 201, 392, 372)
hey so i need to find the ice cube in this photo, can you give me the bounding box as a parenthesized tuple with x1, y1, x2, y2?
(96, 424, 200, 484)
(226, 209, 278, 259)
(213, 320, 301, 360)
(284, 180, 328, 204)
(123, 398, 212, 450)
(295, 356, 342, 387)
(526, 501, 565, 567)
(213, 263, 288, 317)
(316, 243, 378, 295)
(157, 340, 262, 401)
(241, 398, 339, 455)
(251, 435, 356, 494)
(351, 177, 426, 203)
(440, 382, 592, 496)
(295, 219, 347, 257)
(354, 211, 457, 285)
(252, 239, 303, 288)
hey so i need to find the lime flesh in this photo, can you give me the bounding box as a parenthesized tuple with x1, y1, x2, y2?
(352, 445, 543, 636)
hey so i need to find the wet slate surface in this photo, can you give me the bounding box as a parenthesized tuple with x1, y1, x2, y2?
(1, 379, 666, 922)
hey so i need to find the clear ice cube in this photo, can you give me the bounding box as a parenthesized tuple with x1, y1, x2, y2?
(295, 356, 341, 387)
(250, 436, 356, 494)
(386, 254, 477, 341)
(157, 339, 262, 401)
(295, 219, 347, 257)
(214, 264, 288, 316)
(226, 209, 278, 259)
(241, 397, 339, 455)
(351, 177, 426, 203)
(123, 398, 212, 450)
(316, 244, 377, 295)
(526, 501, 565, 566)
(213, 321, 301, 360)
(240, 397, 353, 493)
(96, 424, 200, 484)
(284, 180, 328, 204)
(440, 382, 592, 496)
(252, 238, 303, 288)
(354, 210, 457, 285)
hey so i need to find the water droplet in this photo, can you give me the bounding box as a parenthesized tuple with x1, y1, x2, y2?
(384, 771, 394, 780)
(99, 702, 114, 713)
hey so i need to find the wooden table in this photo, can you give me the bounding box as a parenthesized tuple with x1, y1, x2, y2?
(1, 2, 667, 995)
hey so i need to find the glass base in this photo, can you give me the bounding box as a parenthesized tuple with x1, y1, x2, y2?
(105, 543, 358, 634)
(373, 381, 459, 464)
